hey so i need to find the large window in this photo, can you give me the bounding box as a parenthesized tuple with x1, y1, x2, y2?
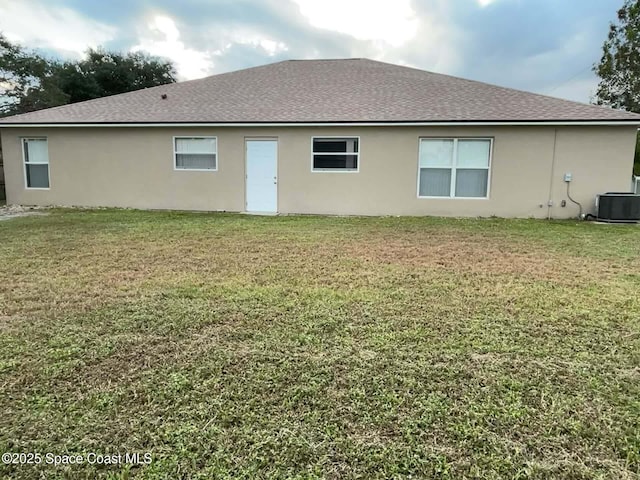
(22, 138, 50, 189)
(312, 137, 359, 171)
(174, 137, 217, 171)
(418, 138, 491, 198)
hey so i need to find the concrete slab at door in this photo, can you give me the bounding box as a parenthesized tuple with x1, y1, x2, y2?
(245, 140, 278, 213)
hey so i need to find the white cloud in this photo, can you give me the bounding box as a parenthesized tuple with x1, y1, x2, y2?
(256, 38, 288, 56)
(219, 29, 289, 56)
(477, 0, 497, 6)
(131, 15, 214, 80)
(382, 0, 465, 75)
(0, 1, 116, 57)
(291, 0, 419, 47)
(131, 15, 289, 79)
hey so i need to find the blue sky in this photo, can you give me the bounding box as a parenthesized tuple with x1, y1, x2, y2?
(0, 0, 622, 103)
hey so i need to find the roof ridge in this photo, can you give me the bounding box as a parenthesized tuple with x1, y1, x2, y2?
(286, 58, 366, 62)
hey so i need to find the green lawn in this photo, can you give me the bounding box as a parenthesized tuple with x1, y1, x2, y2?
(0, 209, 639, 479)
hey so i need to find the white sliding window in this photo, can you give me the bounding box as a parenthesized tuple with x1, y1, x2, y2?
(22, 138, 50, 189)
(418, 138, 491, 198)
(174, 137, 217, 171)
(312, 137, 359, 171)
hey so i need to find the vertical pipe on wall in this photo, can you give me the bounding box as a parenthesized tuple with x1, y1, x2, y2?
(547, 128, 559, 220)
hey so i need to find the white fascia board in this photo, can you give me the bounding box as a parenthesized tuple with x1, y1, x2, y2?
(1, 121, 640, 127)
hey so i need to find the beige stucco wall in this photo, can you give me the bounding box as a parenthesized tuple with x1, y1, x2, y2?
(0, 125, 636, 218)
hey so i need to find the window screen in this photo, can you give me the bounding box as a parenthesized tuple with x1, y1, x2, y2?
(312, 137, 359, 171)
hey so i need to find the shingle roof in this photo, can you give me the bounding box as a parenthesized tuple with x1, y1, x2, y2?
(1, 58, 639, 124)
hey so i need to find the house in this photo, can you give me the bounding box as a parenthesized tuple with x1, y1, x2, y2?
(0, 149, 4, 201)
(1, 58, 639, 218)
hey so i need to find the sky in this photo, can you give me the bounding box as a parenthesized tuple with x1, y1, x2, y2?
(0, 0, 623, 103)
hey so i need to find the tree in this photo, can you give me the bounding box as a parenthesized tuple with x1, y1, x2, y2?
(594, 0, 640, 175)
(56, 48, 177, 104)
(0, 33, 68, 116)
(0, 33, 177, 117)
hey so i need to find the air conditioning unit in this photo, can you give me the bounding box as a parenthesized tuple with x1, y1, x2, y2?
(597, 193, 640, 223)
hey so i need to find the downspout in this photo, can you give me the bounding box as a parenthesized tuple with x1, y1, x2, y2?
(547, 128, 559, 220)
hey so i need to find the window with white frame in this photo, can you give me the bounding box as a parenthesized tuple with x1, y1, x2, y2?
(418, 138, 491, 198)
(174, 137, 217, 170)
(22, 138, 50, 189)
(312, 137, 359, 171)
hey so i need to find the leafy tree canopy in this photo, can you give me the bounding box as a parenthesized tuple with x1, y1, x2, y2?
(594, 0, 640, 111)
(594, 0, 640, 175)
(0, 34, 67, 115)
(0, 33, 177, 116)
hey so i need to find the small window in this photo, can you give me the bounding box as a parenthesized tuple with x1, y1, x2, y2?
(22, 138, 50, 189)
(174, 137, 217, 170)
(418, 138, 491, 198)
(312, 137, 359, 171)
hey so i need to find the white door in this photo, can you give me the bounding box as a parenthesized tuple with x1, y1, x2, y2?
(245, 140, 278, 213)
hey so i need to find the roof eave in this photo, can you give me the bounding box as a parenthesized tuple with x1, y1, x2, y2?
(1, 120, 640, 127)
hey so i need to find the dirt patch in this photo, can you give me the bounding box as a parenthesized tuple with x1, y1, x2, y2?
(0, 204, 49, 221)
